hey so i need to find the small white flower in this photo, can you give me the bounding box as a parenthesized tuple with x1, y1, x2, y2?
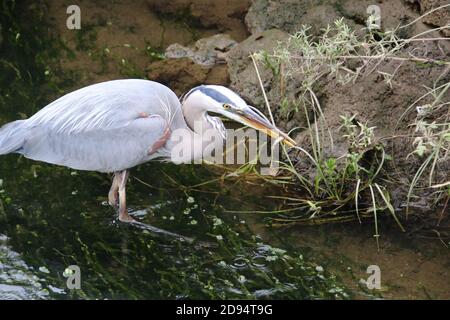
(39, 266, 50, 274)
(187, 196, 195, 204)
(266, 256, 278, 262)
(213, 218, 223, 227)
(63, 268, 73, 277)
(218, 261, 227, 267)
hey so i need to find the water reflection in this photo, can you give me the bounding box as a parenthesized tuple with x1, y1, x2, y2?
(0, 156, 349, 299)
(0, 234, 53, 299)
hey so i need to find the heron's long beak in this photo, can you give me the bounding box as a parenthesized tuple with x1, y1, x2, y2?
(233, 107, 296, 148)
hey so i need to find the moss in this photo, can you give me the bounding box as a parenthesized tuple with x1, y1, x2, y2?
(74, 23, 98, 51)
(0, 0, 72, 120)
(157, 8, 206, 42)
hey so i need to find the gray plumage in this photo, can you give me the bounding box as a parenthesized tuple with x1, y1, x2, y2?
(1, 79, 185, 172)
(0, 79, 293, 223)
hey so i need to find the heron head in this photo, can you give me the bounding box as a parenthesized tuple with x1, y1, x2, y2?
(181, 85, 296, 147)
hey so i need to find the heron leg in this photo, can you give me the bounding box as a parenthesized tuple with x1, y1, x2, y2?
(108, 173, 121, 208)
(110, 171, 196, 243)
(116, 170, 135, 223)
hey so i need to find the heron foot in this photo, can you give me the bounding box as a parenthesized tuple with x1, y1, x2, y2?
(118, 210, 136, 223)
(128, 219, 194, 243)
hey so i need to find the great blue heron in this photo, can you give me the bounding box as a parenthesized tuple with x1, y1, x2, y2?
(0, 79, 295, 223)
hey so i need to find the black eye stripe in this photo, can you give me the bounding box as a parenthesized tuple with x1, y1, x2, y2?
(201, 87, 232, 104)
(181, 86, 237, 107)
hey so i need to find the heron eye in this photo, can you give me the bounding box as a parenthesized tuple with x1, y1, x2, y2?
(223, 103, 232, 109)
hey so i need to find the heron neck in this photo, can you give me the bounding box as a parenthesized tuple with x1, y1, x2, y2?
(182, 102, 212, 133)
(180, 103, 227, 163)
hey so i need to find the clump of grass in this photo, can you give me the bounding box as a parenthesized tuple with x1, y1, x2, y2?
(248, 10, 449, 241)
(270, 112, 403, 249)
(404, 81, 450, 217)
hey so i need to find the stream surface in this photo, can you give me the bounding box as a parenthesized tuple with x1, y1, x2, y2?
(0, 157, 448, 299)
(0, 159, 349, 299)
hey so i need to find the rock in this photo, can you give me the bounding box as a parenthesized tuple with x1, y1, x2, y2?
(147, 33, 236, 95)
(226, 29, 311, 131)
(299, 5, 351, 36)
(418, 0, 450, 36)
(245, 0, 309, 34)
(244, 0, 441, 37)
(227, 29, 289, 106)
(148, 33, 236, 95)
(337, 0, 425, 36)
(333, 0, 449, 38)
(245, 0, 358, 36)
(147, 0, 252, 41)
(165, 34, 238, 66)
(147, 58, 229, 96)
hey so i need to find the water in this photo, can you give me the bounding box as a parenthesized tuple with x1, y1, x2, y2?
(0, 234, 50, 299)
(0, 159, 350, 299)
(1, 157, 448, 299)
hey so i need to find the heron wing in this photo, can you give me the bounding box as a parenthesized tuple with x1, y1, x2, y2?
(20, 80, 179, 172)
(26, 79, 179, 135)
(22, 115, 170, 172)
